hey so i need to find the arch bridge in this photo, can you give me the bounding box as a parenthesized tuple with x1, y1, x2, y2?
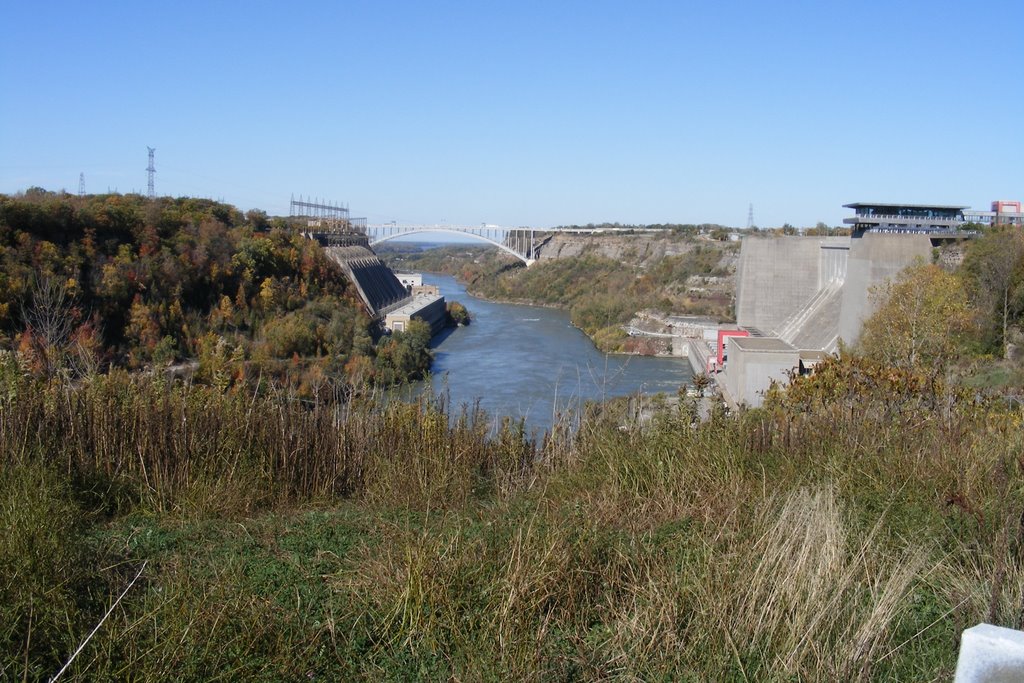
(365, 223, 537, 265)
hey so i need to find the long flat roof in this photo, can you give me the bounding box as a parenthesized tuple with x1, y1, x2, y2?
(385, 293, 442, 317)
(729, 336, 796, 352)
(844, 202, 969, 210)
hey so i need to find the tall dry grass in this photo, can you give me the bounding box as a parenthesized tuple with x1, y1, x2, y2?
(0, 370, 543, 517)
(3, 357, 1024, 679)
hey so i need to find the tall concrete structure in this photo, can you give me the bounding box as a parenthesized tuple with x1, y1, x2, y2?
(736, 232, 947, 351)
(723, 200, 1001, 406)
(294, 197, 418, 319)
(735, 236, 848, 350)
(837, 232, 932, 345)
(728, 230, 937, 407)
(326, 244, 410, 317)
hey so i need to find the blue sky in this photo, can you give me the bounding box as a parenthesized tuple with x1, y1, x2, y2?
(2, 1, 1021, 228)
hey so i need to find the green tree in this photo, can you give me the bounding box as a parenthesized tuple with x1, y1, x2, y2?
(446, 300, 470, 326)
(374, 319, 433, 384)
(857, 263, 973, 376)
(960, 227, 1024, 357)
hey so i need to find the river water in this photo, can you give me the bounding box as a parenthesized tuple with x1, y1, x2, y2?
(396, 273, 692, 433)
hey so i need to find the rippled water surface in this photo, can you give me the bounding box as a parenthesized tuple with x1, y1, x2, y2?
(399, 274, 693, 433)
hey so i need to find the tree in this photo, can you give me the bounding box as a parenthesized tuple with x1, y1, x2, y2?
(446, 300, 470, 326)
(960, 227, 1024, 358)
(21, 276, 75, 353)
(19, 276, 77, 377)
(245, 209, 270, 231)
(857, 263, 973, 376)
(373, 319, 433, 385)
(691, 372, 712, 397)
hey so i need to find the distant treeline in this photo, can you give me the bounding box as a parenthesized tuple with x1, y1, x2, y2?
(548, 222, 848, 235)
(550, 222, 732, 232)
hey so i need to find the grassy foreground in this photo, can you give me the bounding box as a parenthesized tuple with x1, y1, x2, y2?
(2, 357, 1023, 681)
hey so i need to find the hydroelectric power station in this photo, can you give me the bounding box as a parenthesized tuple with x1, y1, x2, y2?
(291, 197, 446, 335)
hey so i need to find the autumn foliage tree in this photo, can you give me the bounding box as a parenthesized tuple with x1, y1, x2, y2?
(0, 190, 426, 389)
(857, 262, 974, 376)
(960, 227, 1024, 358)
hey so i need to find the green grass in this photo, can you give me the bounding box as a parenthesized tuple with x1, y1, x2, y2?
(2, 363, 1023, 680)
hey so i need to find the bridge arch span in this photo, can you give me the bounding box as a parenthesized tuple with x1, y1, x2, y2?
(368, 228, 535, 265)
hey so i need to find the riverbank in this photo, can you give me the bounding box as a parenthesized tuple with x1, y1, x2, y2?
(406, 268, 688, 359)
(378, 238, 737, 357)
(414, 274, 693, 434)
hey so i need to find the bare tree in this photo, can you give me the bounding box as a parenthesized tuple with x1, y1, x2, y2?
(20, 276, 76, 378)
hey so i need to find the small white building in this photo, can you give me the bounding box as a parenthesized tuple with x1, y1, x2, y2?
(394, 272, 422, 290)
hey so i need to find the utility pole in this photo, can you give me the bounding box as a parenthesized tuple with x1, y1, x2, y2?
(146, 147, 156, 199)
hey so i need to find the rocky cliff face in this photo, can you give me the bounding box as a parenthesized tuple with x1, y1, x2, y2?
(535, 231, 738, 273)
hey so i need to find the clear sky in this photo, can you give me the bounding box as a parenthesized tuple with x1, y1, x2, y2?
(2, 1, 1021, 228)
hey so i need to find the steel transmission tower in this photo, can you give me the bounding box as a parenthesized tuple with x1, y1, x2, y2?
(746, 203, 754, 229)
(146, 147, 156, 199)
(78, 173, 85, 197)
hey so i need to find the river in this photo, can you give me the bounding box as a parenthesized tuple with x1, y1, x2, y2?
(395, 273, 693, 433)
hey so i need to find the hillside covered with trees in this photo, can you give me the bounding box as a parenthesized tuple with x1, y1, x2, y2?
(0, 189, 432, 391)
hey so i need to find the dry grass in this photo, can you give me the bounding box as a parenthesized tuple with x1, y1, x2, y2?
(717, 488, 926, 681)
(2, 362, 1024, 679)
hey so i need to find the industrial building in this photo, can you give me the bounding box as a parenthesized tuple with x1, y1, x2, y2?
(972, 200, 1024, 226)
(718, 199, 1023, 407)
(722, 231, 932, 407)
(384, 294, 448, 336)
(844, 200, 1023, 232)
(294, 197, 449, 338)
(720, 337, 799, 407)
(394, 272, 423, 290)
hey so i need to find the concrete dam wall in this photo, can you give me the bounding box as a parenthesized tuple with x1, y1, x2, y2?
(325, 245, 409, 316)
(736, 233, 932, 349)
(838, 232, 932, 345)
(736, 236, 849, 336)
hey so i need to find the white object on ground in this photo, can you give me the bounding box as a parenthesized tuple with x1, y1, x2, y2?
(954, 623, 1024, 683)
